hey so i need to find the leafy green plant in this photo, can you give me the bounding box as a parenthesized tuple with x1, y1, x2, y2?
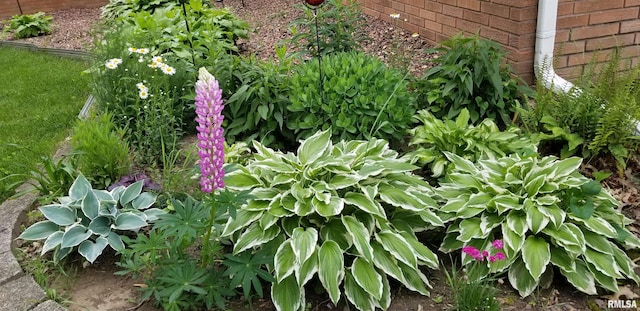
(223, 51, 293, 147)
(417, 34, 531, 126)
(288, 0, 369, 57)
(408, 108, 536, 177)
(117, 194, 251, 310)
(71, 113, 131, 188)
(7, 12, 52, 39)
(444, 248, 503, 311)
(520, 49, 640, 169)
(223, 129, 443, 311)
(101, 0, 211, 20)
(437, 152, 640, 297)
(18, 174, 162, 263)
(287, 52, 416, 142)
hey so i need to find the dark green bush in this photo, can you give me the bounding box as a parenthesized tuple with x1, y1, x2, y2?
(416, 34, 532, 127)
(7, 12, 52, 39)
(287, 51, 416, 142)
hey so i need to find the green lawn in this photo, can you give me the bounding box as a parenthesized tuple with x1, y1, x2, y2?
(0, 47, 90, 201)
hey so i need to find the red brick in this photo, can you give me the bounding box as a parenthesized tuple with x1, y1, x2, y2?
(442, 24, 460, 37)
(442, 4, 463, 17)
(553, 55, 569, 68)
(510, 7, 537, 21)
(585, 33, 635, 51)
(558, 2, 575, 16)
(457, 19, 483, 33)
(557, 14, 589, 29)
(489, 15, 520, 33)
(567, 50, 612, 66)
(480, 27, 509, 45)
(637, 33, 640, 44)
(408, 14, 425, 27)
(458, 0, 480, 11)
(490, 0, 537, 8)
(424, 19, 443, 32)
(620, 45, 640, 58)
(463, 9, 489, 25)
(437, 0, 457, 5)
(405, 4, 422, 17)
(555, 66, 581, 80)
(437, 12, 457, 27)
(419, 28, 437, 42)
(620, 18, 640, 32)
(574, 0, 625, 13)
(508, 33, 536, 50)
(424, 1, 443, 13)
(480, 2, 510, 18)
(570, 23, 620, 40)
(420, 8, 437, 21)
(391, 1, 405, 11)
(556, 29, 571, 42)
(625, 0, 640, 6)
(589, 7, 639, 24)
(405, 0, 426, 9)
(556, 40, 586, 55)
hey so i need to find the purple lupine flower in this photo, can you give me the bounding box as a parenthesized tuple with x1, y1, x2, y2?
(195, 67, 225, 193)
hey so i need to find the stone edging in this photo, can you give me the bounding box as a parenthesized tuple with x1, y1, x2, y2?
(0, 42, 95, 311)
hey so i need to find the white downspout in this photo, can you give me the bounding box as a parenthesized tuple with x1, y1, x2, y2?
(534, 0, 576, 94)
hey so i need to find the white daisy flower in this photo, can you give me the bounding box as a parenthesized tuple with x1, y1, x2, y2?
(151, 56, 163, 63)
(128, 47, 138, 53)
(412, 33, 419, 38)
(139, 89, 149, 99)
(105, 61, 118, 69)
(160, 64, 176, 76)
(136, 82, 147, 90)
(390, 13, 400, 19)
(137, 48, 150, 54)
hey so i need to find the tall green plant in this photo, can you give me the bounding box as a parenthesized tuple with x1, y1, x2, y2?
(223, 129, 443, 311)
(417, 34, 531, 127)
(437, 152, 640, 297)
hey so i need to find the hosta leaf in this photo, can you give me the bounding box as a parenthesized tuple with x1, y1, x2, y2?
(106, 232, 125, 252)
(291, 227, 318, 264)
(221, 210, 263, 237)
(582, 230, 613, 253)
(20, 217, 61, 240)
(398, 262, 430, 295)
(225, 170, 262, 190)
(559, 261, 597, 295)
(506, 211, 528, 236)
(443, 152, 478, 174)
(298, 128, 331, 165)
(274, 240, 296, 282)
(522, 236, 550, 280)
(61, 224, 91, 248)
(318, 241, 344, 304)
(41, 231, 63, 255)
(508, 258, 538, 297)
(39, 204, 76, 226)
(440, 231, 465, 253)
(583, 248, 623, 279)
(254, 160, 296, 174)
(549, 247, 575, 272)
(78, 237, 108, 263)
(586, 262, 619, 293)
(371, 241, 405, 283)
(376, 270, 392, 310)
(327, 175, 361, 190)
(526, 205, 549, 234)
(457, 218, 484, 243)
(69, 174, 91, 201)
(342, 215, 374, 262)
(578, 216, 617, 239)
(131, 192, 156, 210)
(81, 189, 100, 220)
(611, 246, 640, 282)
(525, 175, 545, 197)
(552, 157, 582, 179)
(271, 275, 302, 311)
(400, 232, 439, 269)
(296, 249, 318, 287)
(119, 180, 143, 206)
(143, 208, 165, 222)
(376, 230, 417, 269)
(491, 195, 521, 214)
(480, 213, 503, 235)
(537, 205, 565, 228)
(502, 223, 525, 254)
(315, 196, 344, 218)
(378, 187, 422, 211)
(344, 192, 385, 218)
(234, 223, 281, 254)
(113, 213, 147, 230)
(352, 257, 383, 300)
(344, 271, 376, 311)
(415, 208, 445, 227)
(320, 219, 352, 251)
(293, 200, 314, 216)
(440, 199, 466, 214)
(88, 216, 111, 236)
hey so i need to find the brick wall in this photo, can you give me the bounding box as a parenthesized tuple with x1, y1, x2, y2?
(358, 0, 640, 84)
(0, 0, 108, 20)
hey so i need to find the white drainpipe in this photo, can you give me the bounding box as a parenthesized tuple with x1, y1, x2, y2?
(534, 0, 577, 94)
(534, 0, 640, 133)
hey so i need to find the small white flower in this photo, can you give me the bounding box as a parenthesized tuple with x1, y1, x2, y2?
(160, 64, 176, 76)
(151, 56, 163, 63)
(412, 33, 419, 38)
(128, 47, 138, 53)
(138, 57, 144, 63)
(137, 48, 150, 54)
(110, 58, 123, 65)
(143, 105, 148, 109)
(148, 62, 159, 69)
(390, 13, 400, 19)
(139, 89, 149, 99)
(136, 82, 147, 91)
(105, 61, 118, 69)
(404, 18, 408, 22)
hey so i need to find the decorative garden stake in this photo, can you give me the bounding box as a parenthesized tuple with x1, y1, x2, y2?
(179, 0, 196, 68)
(305, 0, 325, 103)
(195, 67, 225, 264)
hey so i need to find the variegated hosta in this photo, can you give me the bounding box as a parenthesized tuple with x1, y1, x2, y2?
(438, 152, 640, 297)
(222, 129, 443, 311)
(19, 174, 163, 263)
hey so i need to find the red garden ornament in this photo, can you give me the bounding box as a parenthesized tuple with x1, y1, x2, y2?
(305, 0, 325, 7)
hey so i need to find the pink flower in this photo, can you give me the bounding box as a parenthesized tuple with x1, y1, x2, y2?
(494, 252, 506, 261)
(492, 239, 503, 249)
(488, 255, 496, 262)
(482, 250, 489, 258)
(462, 246, 484, 261)
(195, 68, 225, 193)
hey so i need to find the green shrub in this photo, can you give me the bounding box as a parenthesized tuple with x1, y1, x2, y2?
(222, 52, 293, 147)
(7, 12, 52, 39)
(71, 113, 131, 187)
(408, 108, 536, 177)
(223, 129, 443, 311)
(520, 49, 640, 169)
(417, 34, 532, 127)
(287, 52, 416, 142)
(101, 0, 210, 20)
(288, 0, 369, 57)
(19, 175, 162, 263)
(437, 152, 640, 297)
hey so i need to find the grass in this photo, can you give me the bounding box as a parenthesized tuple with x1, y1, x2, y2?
(0, 47, 89, 202)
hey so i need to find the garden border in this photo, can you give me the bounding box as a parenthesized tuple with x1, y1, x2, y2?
(0, 42, 94, 311)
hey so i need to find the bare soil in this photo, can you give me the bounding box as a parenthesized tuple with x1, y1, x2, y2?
(7, 0, 640, 310)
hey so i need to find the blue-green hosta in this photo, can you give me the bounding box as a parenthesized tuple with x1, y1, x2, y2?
(438, 152, 640, 297)
(407, 108, 535, 177)
(223, 129, 443, 311)
(19, 175, 163, 263)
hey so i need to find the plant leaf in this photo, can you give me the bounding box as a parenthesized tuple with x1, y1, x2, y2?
(271, 275, 302, 311)
(522, 236, 550, 280)
(113, 213, 147, 230)
(61, 224, 91, 248)
(342, 215, 374, 263)
(39, 204, 76, 226)
(19, 221, 60, 240)
(508, 258, 539, 297)
(78, 237, 108, 263)
(318, 240, 344, 304)
(351, 257, 383, 300)
(274, 240, 296, 282)
(291, 227, 318, 264)
(297, 128, 332, 165)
